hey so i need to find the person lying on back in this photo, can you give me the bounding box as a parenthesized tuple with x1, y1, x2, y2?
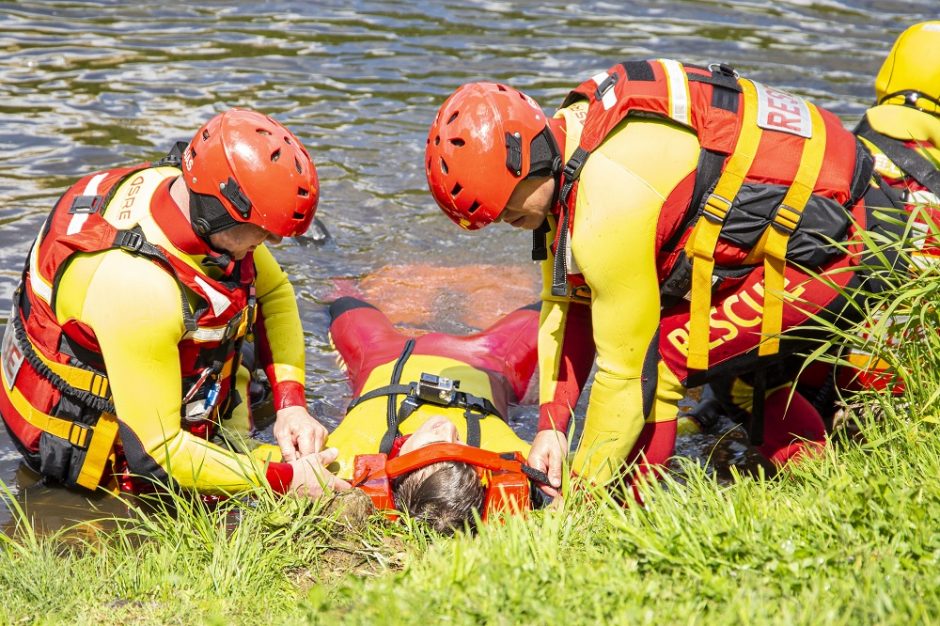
(326, 296, 544, 533)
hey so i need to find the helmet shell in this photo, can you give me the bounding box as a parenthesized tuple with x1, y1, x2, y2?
(425, 82, 548, 230)
(182, 108, 319, 237)
(875, 21, 940, 114)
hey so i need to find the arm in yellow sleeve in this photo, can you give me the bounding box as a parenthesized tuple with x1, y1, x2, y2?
(252, 244, 306, 409)
(59, 251, 270, 494)
(568, 118, 698, 483)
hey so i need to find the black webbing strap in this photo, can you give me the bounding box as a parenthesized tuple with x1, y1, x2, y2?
(378, 339, 416, 454)
(856, 117, 940, 197)
(687, 64, 741, 113)
(662, 149, 726, 254)
(10, 302, 115, 415)
(345, 384, 411, 412)
(532, 218, 551, 261)
(463, 407, 482, 448)
(155, 141, 188, 168)
(551, 147, 590, 297)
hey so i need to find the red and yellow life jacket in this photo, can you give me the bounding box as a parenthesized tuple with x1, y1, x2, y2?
(547, 59, 873, 371)
(0, 151, 257, 490)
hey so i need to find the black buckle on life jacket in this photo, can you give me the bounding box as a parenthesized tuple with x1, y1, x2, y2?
(68, 422, 91, 450)
(69, 195, 104, 215)
(562, 147, 589, 183)
(116, 230, 145, 253)
(771, 203, 802, 235)
(702, 193, 733, 224)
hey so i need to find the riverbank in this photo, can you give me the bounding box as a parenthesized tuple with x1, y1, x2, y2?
(2, 396, 938, 625)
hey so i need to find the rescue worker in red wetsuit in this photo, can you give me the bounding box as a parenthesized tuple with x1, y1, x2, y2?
(0, 108, 349, 498)
(326, 296, 540, 532)
(689, 24, 940, 437)
(424, 60, 903, 493)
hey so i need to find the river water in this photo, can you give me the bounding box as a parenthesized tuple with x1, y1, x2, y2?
(0, 0, 934, 527)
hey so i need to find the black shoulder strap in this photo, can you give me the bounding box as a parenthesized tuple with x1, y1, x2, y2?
(156, 141, 189, 168)
(112, 227, 198, 332)
(856, 117, 940, 197)
(378, 339, 416, 454)
(551, 147, 590, 297)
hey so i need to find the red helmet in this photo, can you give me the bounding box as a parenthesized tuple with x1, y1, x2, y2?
(426, 82, 559, 230)
(182, 108, 319, 238)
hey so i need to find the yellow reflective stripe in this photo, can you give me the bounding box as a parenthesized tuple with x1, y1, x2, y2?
(27, 336, 111, 400)
(3, 375, 117, 490)
(758, 103, 827, 357)
(684, 79, 763, 370)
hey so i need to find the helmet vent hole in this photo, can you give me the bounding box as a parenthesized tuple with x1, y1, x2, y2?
(467, 201, 480, 215)
(497, 85, 507, 91)
(256, 128, 272, 136)
(434, 135, 440, 146)
(449, 138, 465, 147)
(440, 158, 448, 175)
(298, 187, 309, 198)
(446, 112, 459, 125)
(271, 149, 281, 162)
(451, 183, 462, 196)
(293, 211, 306, 220)
(284, 135, 292, 145)
(294, 156, 303, 174)
(202, 129, 210, 141)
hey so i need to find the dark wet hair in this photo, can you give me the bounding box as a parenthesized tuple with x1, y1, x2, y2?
(393, 461, 484, 535)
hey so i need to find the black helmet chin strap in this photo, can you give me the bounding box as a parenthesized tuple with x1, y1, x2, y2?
(187, 189, 240, 274)
(189, 189, 243, 239)
(527, 125, 562, 178)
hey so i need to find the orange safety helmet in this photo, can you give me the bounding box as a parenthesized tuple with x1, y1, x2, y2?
(182, 108, 319, 238)
(425, 82, 560, 230)
(353, 443, 547, 521)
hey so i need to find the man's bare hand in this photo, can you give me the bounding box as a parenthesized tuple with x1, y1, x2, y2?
(274, 405, 328, 462)
(288, 448, 352, 498)
(528, 430, 568, 498)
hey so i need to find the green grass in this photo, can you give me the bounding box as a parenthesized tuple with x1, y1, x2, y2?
(4, 208, 940, 625)
(3, 395, 939, 625)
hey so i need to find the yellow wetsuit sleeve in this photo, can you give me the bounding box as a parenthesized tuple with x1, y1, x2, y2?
(566, 117, 699, 483)
(57, 251, 268, 494)
(252, 244, 307, 409)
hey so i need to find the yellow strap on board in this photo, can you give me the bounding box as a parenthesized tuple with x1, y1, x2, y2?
(756, 102, 827, 356)
(684, 79, 763, 371)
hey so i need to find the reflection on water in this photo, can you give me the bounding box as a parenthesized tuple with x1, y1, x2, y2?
(0, 0, 935, 527)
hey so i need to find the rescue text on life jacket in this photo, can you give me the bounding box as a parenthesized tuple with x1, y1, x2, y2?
(541, 59, 873, 372)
